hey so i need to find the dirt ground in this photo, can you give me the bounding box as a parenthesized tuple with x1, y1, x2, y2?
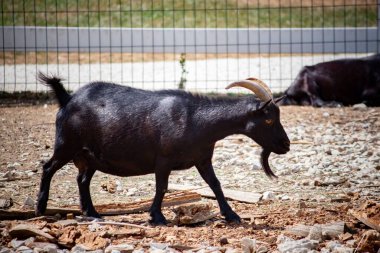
(0, 104, 379, 252)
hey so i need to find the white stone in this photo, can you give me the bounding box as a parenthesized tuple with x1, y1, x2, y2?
(150, 243, 169, 251)
(10, 239, 25, 249)
(277, 238, 319, 253)
(308, 225, 323, 242)
(352, 103, 367, 109)
(15, 246, 33, 253)
(105, 244, 134, 253)
(280, 195, 290, 201)
(71, 245, 88, 252)
(262, 191, 276, 201)
(256, 246, 268, 253)
(88, 221, 101, 232)
(43, 245, 58, 253)
(241, 237, 256, 253)
(23, 196, 35, 209)
(0, 248, 12, 253)
(224, 248, 238, 253)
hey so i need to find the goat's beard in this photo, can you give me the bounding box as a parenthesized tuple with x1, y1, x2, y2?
(260, 149, 278, 179)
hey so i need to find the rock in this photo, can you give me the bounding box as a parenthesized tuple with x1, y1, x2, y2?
(43, 244, 58, 253)
(15, 246, 33, 253)
(10, 239, 26, 249)
(88, 222, 101, 232)
(349, 201, 380, 232)
(150, 243, 169, 251)
(26, 242, 57, 250)
(87, 250, 104, 253)
(262, 191, 276, 201)
(308, 225, 323, 242)
(131, 250, 144, 253)
(323, 241, 354, 253)
(280, 195, 290, 201)
(22, 196, 35, 209)
(126, 187, 138, 196)
(332, 247, 354, 253)
(339, 232, 353, 241)
(71, 245, 88, 253)
(0, 247, 12, 253)
(115, 180, 123, 192)
(105, 243, 134, 253)
(356, 230, 380, 253)
(277, 238, 319, 253)
(54, 219, 78, 227)
(3, 171, 17, 181)
(173, 202, 217, 225)
(101, 180, 116, 193)
(241, 237, 256, 253)
(321, 221, 346, 240)
(285, 224, 311, 237)
(352, 103, 367, 109)
(219, 237, 228, 245)
(256, 246, 268, 253)
(330, 195, 351, 203)
(225, 248, 238, 253)
(76, 232, 109, 250)
(322, 112, 330, 117)
(325, 241, 341, 251)
(0, 197, 13, 209)
(9, 224, 56, 242)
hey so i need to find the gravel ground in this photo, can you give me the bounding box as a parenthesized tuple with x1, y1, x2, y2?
(1, 53, 370, 93)
(0, 104, 379, 252)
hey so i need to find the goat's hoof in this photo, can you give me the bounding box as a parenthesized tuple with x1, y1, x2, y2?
(150, 213, 167, 226)
(150, 219, 167, 226)
(225, 212, 241, 224)
(84, 210, 101, 219)
(35, 209, 44, 217)
(35, 203, 46, 216)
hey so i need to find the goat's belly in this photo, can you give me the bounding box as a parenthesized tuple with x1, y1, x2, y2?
(97, 159, 155, 177)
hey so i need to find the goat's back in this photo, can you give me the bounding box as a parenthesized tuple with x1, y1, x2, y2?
(55, 82, 198, 172)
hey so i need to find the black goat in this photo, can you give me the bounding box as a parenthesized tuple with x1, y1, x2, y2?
(36, 73, 290, 225)
(281, 54, 380, 106)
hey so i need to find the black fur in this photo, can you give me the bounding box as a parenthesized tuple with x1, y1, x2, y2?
(281, 54, 380, 106)
(36, 72, 290, 225)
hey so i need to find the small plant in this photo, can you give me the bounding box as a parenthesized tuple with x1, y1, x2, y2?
(178, 53, 188, 90)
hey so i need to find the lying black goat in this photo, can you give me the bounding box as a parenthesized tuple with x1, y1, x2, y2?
(281, 54, 380, 106)
(36, 73, 290, 224)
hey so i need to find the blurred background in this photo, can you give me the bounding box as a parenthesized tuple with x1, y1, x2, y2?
(1, 0, 379, 93)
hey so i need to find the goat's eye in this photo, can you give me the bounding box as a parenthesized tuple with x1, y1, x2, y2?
(265, 119, 273, 125)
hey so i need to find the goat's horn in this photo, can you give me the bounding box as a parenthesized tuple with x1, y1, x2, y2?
(225, 78, 272, 102)
(246, 78, 273, 98)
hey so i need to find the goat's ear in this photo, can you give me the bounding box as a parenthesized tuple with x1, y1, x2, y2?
(274, 95, 286, 104)
(257, 99, 272, 111)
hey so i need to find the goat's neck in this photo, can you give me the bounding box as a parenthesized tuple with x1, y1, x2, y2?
(194, 97, 253, 142)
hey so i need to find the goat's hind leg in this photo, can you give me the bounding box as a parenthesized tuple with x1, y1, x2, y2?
(36, 152, 72, 216)
(74, 153, 99, 218)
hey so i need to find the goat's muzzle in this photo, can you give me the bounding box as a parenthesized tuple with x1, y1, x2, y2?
(275, 139, 290, 154)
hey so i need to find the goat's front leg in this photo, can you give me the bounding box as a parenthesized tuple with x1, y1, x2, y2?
(196, 161, 241, 223)
(149, 167, 171, 225)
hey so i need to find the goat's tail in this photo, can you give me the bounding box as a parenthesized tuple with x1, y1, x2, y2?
(38, 72, 71, 108)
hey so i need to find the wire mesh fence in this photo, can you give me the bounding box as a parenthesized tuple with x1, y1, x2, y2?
(1, 0, 379, 93)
